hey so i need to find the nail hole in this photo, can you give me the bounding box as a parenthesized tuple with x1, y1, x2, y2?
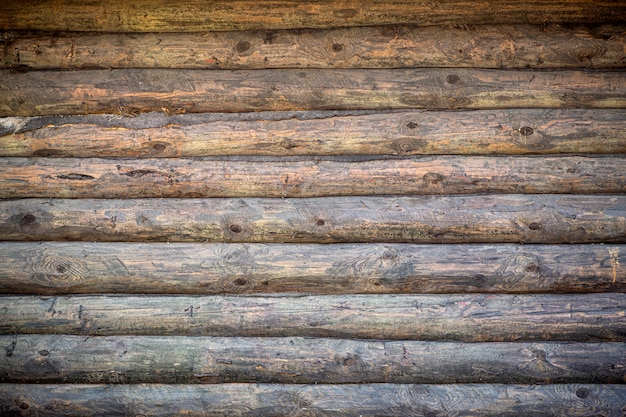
(19, 402, 29, 410)
(152, 143, 167, 152)
(39, 349, 49, 356)
(446, 74, 460, 84)
(234, 278, 247, 286)
(576, 387, 590, 399)
(229, 224, 242, 233)
(528, 222, 541, 230)
(406, 122, 418, 129)
(316, 219, 325, 226)
(332, 43, 344, 52)
(519, 126, 534, 136)
(19, 214, 36, 225)
(236, 40, 251, 53)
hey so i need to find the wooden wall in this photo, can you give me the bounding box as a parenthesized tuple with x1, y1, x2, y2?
(1, 1, 625, 415)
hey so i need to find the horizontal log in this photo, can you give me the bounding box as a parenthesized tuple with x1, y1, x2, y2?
(1, 195, 624, 243)
(1, 384, 624, 417)
(1, 68, 624, 116)
(0, 242, 623, 295)
(0, 294, 624, 340)
(1, 335, 623, 384)
(2, 156, 624, 198)
(2, 109, 625, 157)
(3, 24, 626, 70)
(2, 0, 625, 32)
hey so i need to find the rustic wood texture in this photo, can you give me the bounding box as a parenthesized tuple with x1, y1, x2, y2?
(3, 24, 626, 70)
(1, 335, 624, 384)
(0, 242, 623, 295)
(2, 383, 625, 417)
(2, 156, 624, 199)
(2, 68, 625, 117)
(2, 109, 625, 157)
(2, 0, 625, 32)
(0, 294, 624, 341)
(1, 195, 624, 243)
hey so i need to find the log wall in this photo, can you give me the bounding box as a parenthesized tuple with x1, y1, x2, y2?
(0, 1, 625, 415)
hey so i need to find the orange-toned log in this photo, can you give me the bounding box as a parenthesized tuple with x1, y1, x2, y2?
(1, 68, 625, 116)
(0, 242, 622, 295)
(1, 0, 625, 32)
(1, 195, 624, 243)
(2, 24, 625, 70)
(1, 156, 624, 198)
(0, 293, 624, 340)
(2, 109, 625, 157)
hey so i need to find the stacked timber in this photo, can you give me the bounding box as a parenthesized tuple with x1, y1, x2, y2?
(0, 1, 625, 415)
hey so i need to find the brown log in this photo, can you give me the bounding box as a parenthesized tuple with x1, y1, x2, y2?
(1, 68, 624, 117)
(1, 0, 625, 32)
(1, 384, 624, 417)
(2, 109, 625, 158)
(0, 294, 624, 341)
(2, 24, 626, 70)
(0, 242, 623, 295)
(1, 156, 624, 199)
(1, 335, 623, 384)
(1, 195, 624, 243)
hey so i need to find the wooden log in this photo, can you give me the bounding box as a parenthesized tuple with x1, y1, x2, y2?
(2, 384, 624, 417)
(3, 24, 626, 70)
(1, 335, 624, 384)
(2, 0, 625, 32)
(3, 383, 626, 417)
(1, 156, 624, 199)
(1, 195, 624, 243)
(1, 68, 624, 117)
(0, 242, 623, 295)
(2, 109, 625, 158)
(0, 294, 624, 341)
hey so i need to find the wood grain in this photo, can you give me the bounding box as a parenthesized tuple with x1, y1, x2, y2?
(1, 156, 624, 198)
(2, 0, 625, 31)
(0, 242, 623, 295)
(1, 335, 623, 384)
(3, 24, 625, 70)
(2, 109, 625, 157)
(1, 195, 624, 243)
(1, 384, 624, 416)
(2, 68, 625, 117)
(0, 294, 624, 341)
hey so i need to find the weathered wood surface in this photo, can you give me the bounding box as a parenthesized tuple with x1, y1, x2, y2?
(2, 109, 625, 157)
(1, 195, 624, 243)
(1, 384, 625, 417)
(0, 294, 624, 341)
(3, 24, 626, 70)
(2, 156, 624, 199)
(2, 68, 625, 117)
(0, 242, 623, 295)
(2, 335, 624, 384)
(2, 0, 625, 32)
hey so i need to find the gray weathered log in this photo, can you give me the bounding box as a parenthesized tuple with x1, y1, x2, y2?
(1, 156, 624, 198)
(1, 109, 625, 157)
(1, 195, 624, 243)
(0, 384, 624, 416)
(1, 335, 623, 384)
(2, 24, 625, 70)
(0, 294, 624, 341)
(0, 242, 623, 295)
(1, 68, 625, 116)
